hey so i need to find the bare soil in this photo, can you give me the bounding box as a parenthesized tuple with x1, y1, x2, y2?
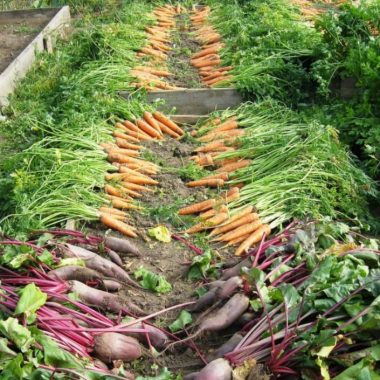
(167, 12, 204, 88)
(0, 9, 56, 73)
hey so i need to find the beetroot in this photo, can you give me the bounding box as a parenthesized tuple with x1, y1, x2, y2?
(93, 333, 142, 363)
(104, 236, 140, 256)
(215, 276, 242, 300)
(195, 358, 232, 380)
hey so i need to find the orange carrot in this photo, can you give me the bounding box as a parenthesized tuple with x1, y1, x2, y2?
(99, 212, 125, 221)
(209, 118, 238, 134)
(113, 130, 140, 143)
(122, 175, 158, 186)
(210, 212, 259, 237)
(210, 76, 233, 87)
(136, 119, 162, 139)
(184, 212, 229, 234)
(178, 199, 216, 215)
(105, 184, 131, 199)
(100, 214, 137, 238)
(223, 233, 251, 247)
(198, 129, 245, 143)
(200, 172, 229, 181)
(186, 178, 224, 188)
(216, 159, 251, 173)
(143, 111, 163, 135)
(140, 47, 167, 60)
(122, 181, 154, 192)
(105, 148, 139, 157)
(134, 66, 171, 77)
(118, 166, 155, 180)
(107, 195, 142, 210)
(192, 153, 214, 167)
(235, 224, 271, 256)
(114, 139, 142, 150)
(99, 206, 127, 217)
(192, 58, 221, 69)
(192, 45, 222, 59)
(121, 163, 157, 175)
(199, 204, 228, 220)
(152, 111, 184, 135)
(216, 220, 263, 243)
(156, 120, 181, 138)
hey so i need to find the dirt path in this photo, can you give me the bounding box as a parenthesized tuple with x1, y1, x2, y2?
(167, 11, 203, 88)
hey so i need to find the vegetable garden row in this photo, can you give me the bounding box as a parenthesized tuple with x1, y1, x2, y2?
(0, 0, 379, 379)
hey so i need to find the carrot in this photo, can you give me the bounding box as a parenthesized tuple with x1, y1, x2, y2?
(106, 147, 139, 157)
(118, 185, 141, 198)
(235, 224, 271, 256)
(216, 159, 251, 173)
(140, 47, 167, 60)
(210, 213, 259, 237)
(108, 152, 139, 165)
(198, 129, 245, 143)
(121, 181, 153, 192)
(99, 207, 127, 217)
(118, 166, 155, 179)
(195, 140, 228, 152)
(113, 130, 140, 143)
(184, 212, 229, 234)
(178, 199, 216, 215)
(121, 163, 158, 175)
(200, 172, 229, 182)
(223, 233, 251, 248)
(221, 206, 253, 225)
(152, 111, 184, 135)
(216, 220, 263, 243)
(122, 175, 158, 186)
(134, 119, 161, 139)
(143, 111, 163, 135)
(100, 214, 137, 238)
(114, 139, 142, 151)
(107, 195, 142, 211)
(156, 120, 181, 138)
(105, 184, 133, 199)
(193, 153, 214, 167)
(99, 212, 125, 221)
(193, 59, 221, 69)
(134, 67, 170, 77)
(186, 178, 225, 188)
(210, 76, 234, 87)
(192, 45, 222, 59)
(199, 204, 228, 220)
(113, 155, 159, 170)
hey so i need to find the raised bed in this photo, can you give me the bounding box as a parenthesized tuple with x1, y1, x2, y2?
(0, 7, 70, 106)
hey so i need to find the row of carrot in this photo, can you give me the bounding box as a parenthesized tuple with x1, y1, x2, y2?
(132, 5, 183, 91)
(98, 111, 185, 237)
(178, 185, 271, 256)
(190, 6, 233, 87)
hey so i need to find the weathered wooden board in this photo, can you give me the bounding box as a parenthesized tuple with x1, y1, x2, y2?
(119, 88, 243, 115)
(0, 7, 71, 106)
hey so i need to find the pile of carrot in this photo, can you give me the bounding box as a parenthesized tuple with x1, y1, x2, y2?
(133, 5, 184, 91)
(190, 6, 233, 87)
(186, 117, 249, 189)
(178, 188, 270, 256)
(99, 111, 185, 237)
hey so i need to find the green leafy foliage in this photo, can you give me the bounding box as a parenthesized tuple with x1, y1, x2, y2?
(134, 266, 172, 294)
(15, 284, 47, 324)
(168, 310, 193, 333)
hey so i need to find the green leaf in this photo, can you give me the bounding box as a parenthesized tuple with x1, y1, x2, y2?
(148, 226, 172, 243)
(1, 353, 34, 379)
(134, 266, 172, 294)
(57, 257, 85, 267)
(188, 250, 214, 280)
(15, 284, 47, 324)
(37, 250, 54, 266)
(0, 318, 34, 352)
(332, 358, 380, 380)
(32, 329, 83, 369)
(316, 357, 330, 380)
(169, 310, 192, 333)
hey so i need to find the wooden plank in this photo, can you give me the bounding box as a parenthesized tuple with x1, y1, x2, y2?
(0, 7, 71, 106)
(170, 114, 207, 125)
(119, 88, 243, 115)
